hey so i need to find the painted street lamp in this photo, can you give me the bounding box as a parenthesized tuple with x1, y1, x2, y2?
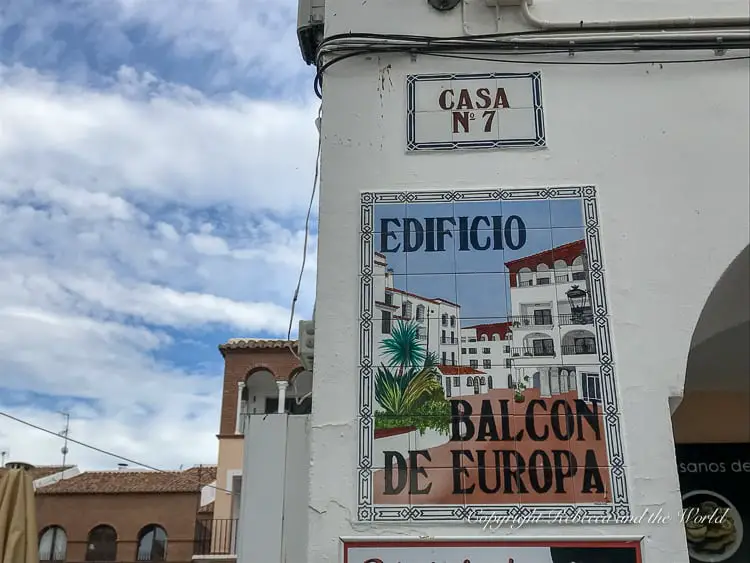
(566, 285, 589, 324)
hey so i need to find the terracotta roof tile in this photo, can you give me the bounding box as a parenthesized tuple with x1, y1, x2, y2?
(438, 365, 485, 375)
(36, 465, 217, 495)
(504, 239, 586, 271)
(219, 338, 298, 354)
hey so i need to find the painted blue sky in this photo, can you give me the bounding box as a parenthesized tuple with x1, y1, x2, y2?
(0, 0, 318, 469)
(375, 199, 586, 321)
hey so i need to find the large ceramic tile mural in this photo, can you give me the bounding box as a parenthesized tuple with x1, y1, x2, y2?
(357, 187, 630, 522)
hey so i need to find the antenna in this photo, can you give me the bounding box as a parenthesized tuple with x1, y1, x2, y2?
(59, 412, 70, 469)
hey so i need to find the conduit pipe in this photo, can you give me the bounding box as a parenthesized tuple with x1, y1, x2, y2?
(520, 0, 750, 31)
(316, 29, 750, 55)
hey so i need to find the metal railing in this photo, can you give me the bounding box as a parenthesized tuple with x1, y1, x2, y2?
(561, 344, 598, 355)
(509, 315, 553, 327)
(194, 518, 239, 556)
(510, 347, 556, 357)
(558, 313, 594, 326)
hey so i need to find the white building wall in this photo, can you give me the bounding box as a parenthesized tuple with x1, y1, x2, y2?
(308, 1, 750, 562)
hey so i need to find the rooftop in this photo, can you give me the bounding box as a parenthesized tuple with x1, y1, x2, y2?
(438, 365, 485, 375)
(219, 338, 298, 354)
(504, 239, 586, 272)
(36, 465, 217, 495)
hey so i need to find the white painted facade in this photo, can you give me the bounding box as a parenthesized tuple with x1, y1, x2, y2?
(459, 325, 514, 386)
(506, 240, 601, 400)
(303, 0, 750, 559)
(373, 252, 462, 369)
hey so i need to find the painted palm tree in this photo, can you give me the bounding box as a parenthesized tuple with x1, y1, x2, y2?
(375, 320, 441, 416)
(379, 320, 425, 375)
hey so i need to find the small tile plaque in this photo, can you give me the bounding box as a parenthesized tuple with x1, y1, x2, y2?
(406, 72, 546, 152)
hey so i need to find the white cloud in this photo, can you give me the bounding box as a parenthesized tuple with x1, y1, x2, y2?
(0, 63, 319, 214)
(0, 62, 318, 469)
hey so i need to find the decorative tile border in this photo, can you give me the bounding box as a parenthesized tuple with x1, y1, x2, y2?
(406, 72, 546, 152)
(357, 187, 630, 523)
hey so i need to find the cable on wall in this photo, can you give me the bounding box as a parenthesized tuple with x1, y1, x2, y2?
(311, 30, 750, 98)
(283, 104, 322, 406)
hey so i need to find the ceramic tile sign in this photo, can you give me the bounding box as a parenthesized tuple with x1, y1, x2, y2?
(343, 540, 643, 563)
(676, 443, 749, 563)
(357, 187, 629, 523)
(405, 72, 545, 151)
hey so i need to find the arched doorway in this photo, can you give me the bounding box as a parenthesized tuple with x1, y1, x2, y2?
(671, 245, 749, 562)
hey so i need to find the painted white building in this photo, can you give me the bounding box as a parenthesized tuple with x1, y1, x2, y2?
(373, 251, 461, 368)
(505, 239, 602, 401)
(459, 322, 514, 388)
(234, 0, 749, 560)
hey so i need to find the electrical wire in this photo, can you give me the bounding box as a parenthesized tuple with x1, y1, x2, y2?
(0, 411, 237, 496)
(311, 30, 750, 98)
(284, 105, 322, 405)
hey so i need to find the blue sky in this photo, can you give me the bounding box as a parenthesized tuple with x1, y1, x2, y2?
(375, 199, 585, 321)
(0, 0, 318, 469)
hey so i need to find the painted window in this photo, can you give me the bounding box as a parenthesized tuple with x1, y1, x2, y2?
(381, 311, 391, 334)
(534, 309, 552, 325)
(415, 305, 425, 321)
(582, 372, 602, 402)
(39, 526, 67, 562)
(574, 337, 597, 354)
(532, 338, 555, 356)
(402, 301, 413, 319)
(136, 525, 168, 561)
(85, 525, 117, 562)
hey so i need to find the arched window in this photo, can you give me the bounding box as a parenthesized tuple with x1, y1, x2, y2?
(466, 376, 474, 387)
(402, 300, 413, 319)
(507, 374, 514, 388)
(415, 305, 425, 321)
(136, 525, 168, 561)
(39, 526, 67, 561)
(480, 334, 488, 341)
(86, 525, 117, 562)
(487, 376, 493, 389)
(492, 333, 500, 341)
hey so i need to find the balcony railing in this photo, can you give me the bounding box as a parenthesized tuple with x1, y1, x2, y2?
(194, 518, 238, 556)
(510, 347, 556, 358)
(559, 312, 595, 326)
(440, 337, 458, 344)
(561, 344, 598, 355)
(509, 315, 553, 327)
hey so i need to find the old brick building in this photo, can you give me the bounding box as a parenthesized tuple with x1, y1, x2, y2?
(211, 339, 310, 551)
(3, 464, 217, 562)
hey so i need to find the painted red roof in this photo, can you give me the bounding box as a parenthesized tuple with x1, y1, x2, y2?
(387, 287, 460, 308)
(438, 365, 485, 375)
(504, 239, 586, 272)
(463, 321, 512, 340)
